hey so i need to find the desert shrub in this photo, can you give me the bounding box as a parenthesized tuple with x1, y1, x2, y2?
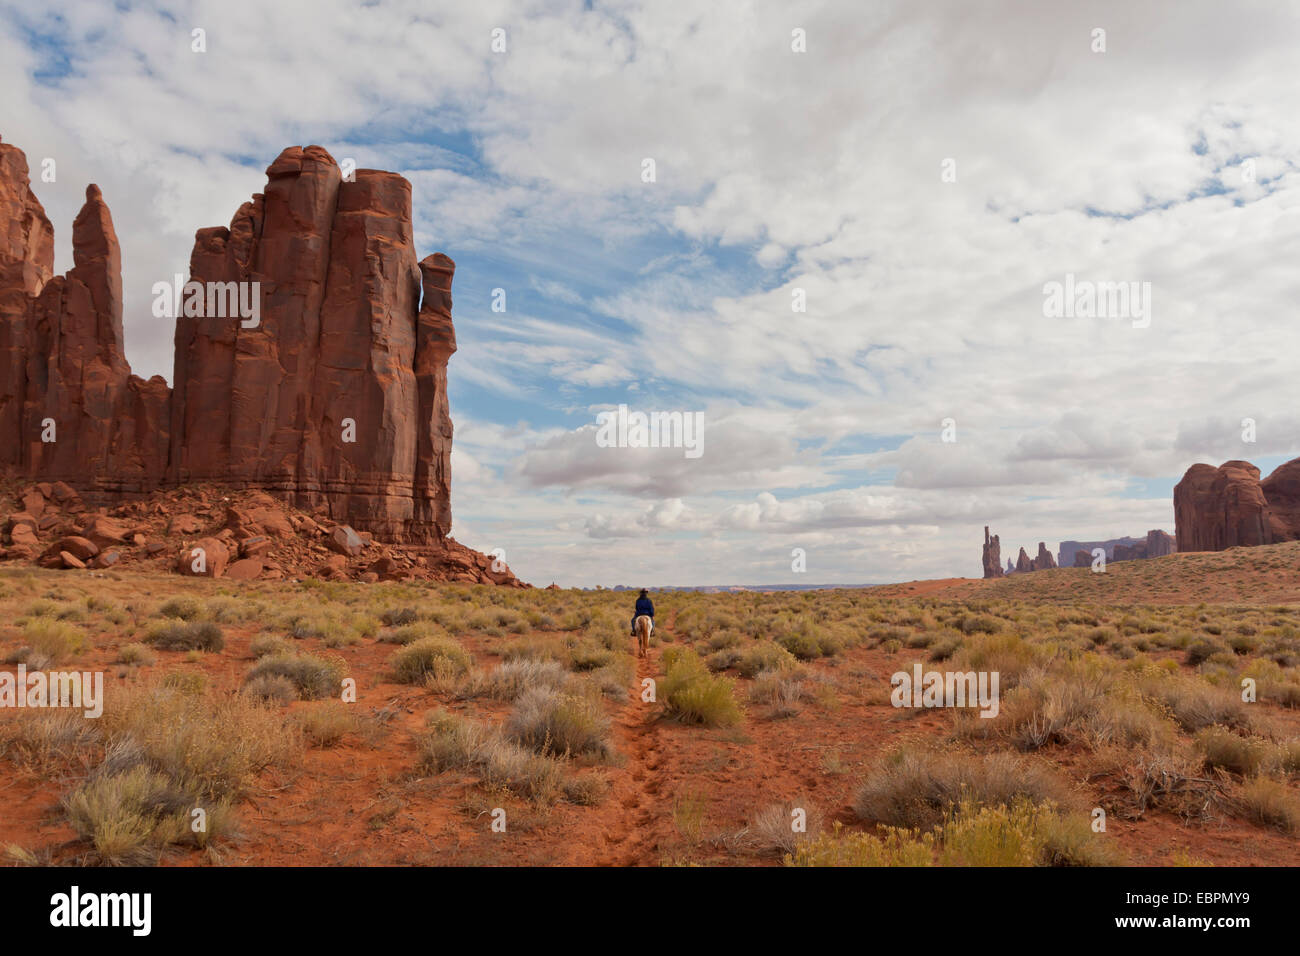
(204, 597, 255, 624)
(295, 702, 359, 747)
(706, 629, 744, 651)
(0, 709, 100, 770)
(157, 597, 204, 620)
(62, 763, 231, 865)
(738, 799, 824, 856)
(951, 632, 1042, 687)
(502, 636, 566, 664)
(707, 647, 742, 671)
(482, 658, 570, 700)
(776, 624, 842, 660)
(16, 618, 87, 662)
(660, 647, 742, 727)
(786, 822, 934, 867)
(390, 637, 472, 684)
(568, 640, 616, 671)
(249, 634, 291, 658)
(505, 687, 612, 759)
(377, 623, 437, 645)
(246, 652, 345, 700)
(380, 606, 419, 626)
(163, 672, 207, 695)
(563, 773, 609, 806)
(936, 798, 1121, 867)
(1185, 640, 1225, 667)
(114, 643, 156, 666)
(960, 665, 1176, 753)
(101, 680, 299, 801)
(242, 673, 298, 705)
(854, 749, 1068, 830)
(1196, 726, 1273, 776)
(1236, 778, 1300, 833)
(736, 641, 797, 678)
(417, 710, 564, 804)
(749, 671, 805, 718)
(144, 620, 224, 652)
(958, 614, 1002, 636)
(1140, 674, 1251, 732)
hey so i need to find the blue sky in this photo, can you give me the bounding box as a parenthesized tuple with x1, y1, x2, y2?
(4, 0, 1300, 586)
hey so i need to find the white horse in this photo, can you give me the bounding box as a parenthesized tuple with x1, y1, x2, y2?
(633, 614, 653, 658)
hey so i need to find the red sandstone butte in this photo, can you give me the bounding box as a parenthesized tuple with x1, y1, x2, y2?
(1174, 458, 1300, 552)
(0, 138, 513, 579)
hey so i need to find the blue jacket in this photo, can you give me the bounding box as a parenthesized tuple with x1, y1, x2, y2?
(634, 596, 655, 618)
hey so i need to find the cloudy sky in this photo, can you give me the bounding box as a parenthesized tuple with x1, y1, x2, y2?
(4, 0, 1299, 587)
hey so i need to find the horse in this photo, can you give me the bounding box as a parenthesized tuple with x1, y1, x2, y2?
(633, 614, 653, 658)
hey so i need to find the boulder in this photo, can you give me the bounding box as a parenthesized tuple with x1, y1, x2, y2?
(327, 525, 363, 557)
(84, 515, 131, 547)
(46, 535, 98, 561)
(21, 489, 45, 518)
(226, 558, 262, 580)
(59, 551, 85, 569)
(177, 536, 229, 578)
(167, 514, 204, 536)
(239, 535, 271, 557)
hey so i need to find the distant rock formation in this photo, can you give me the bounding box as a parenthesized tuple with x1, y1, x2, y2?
(1031, 542, 1056, 571)
(1146, 529, 1176, 557)
(1057, 536, 1140, 568)
(984, 528, 1171, 579)
(1112, 529, 1178, 562)
(982, 526, 1003, 578)
(1174, 457, 1300, 552)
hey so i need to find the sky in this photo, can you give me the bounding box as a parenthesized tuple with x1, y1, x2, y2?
(3, 0, 1299, 588)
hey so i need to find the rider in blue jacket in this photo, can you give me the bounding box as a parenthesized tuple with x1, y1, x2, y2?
(631, 588, 654, 635)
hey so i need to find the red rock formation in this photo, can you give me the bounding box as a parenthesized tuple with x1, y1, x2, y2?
(1015, 547, 1032, 573)
(1112, 541, 1145, 562)
(982, 526, 1003, 578)
(1173, 459, 1299, 551)
(1145, 529, 1176, 558)
(1073, 549, 1093, 568)
(1030, 542, 1056, 571)
(1259, 459, 1300, 543)
(0, 138, 520, 583)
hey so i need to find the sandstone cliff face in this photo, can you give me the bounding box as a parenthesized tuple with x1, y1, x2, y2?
(982, 525, 1003, 578)
(0, 139, 503, 576)
(1175, 457, 1300, 552)
(0, 141, 169, 493)
(169, 146, 456, 543)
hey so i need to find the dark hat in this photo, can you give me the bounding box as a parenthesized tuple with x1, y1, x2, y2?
(638, 588, 648, 596)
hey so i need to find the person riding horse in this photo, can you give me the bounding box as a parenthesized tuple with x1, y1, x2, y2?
(630, 588, 654, 636)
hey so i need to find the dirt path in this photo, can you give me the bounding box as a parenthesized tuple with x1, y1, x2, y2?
(590, 615, 672, 866)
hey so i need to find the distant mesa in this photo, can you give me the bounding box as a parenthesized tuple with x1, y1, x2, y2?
(1174, 457, 1300, 552)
